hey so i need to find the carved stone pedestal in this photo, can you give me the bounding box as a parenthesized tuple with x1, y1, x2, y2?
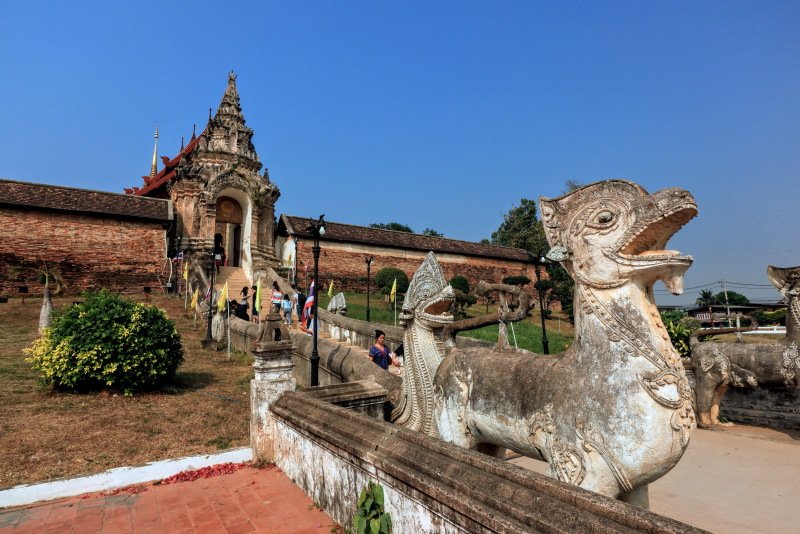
(254, 310, 290, 347)
(250, 339, 295, 463)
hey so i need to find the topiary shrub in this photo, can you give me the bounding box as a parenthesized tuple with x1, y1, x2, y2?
(453, 289, 478, 319)
(26, 290, 183, 395)
(502, 275, 531, 286)
(449, 275, 470, 294)
(375, 267, 409, 295)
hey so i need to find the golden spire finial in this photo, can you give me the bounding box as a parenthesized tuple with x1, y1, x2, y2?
(149, 125, 159, 178)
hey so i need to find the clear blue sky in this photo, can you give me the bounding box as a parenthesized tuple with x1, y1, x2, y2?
(1, 2, 798, 305)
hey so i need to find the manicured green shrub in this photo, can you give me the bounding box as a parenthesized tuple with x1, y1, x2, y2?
(375, 267, 409, 295)
(449, 275, 470, 294)
(26, 290, 183, 395)
(502, 275, 531, 286)
(453, 289, 478, 319)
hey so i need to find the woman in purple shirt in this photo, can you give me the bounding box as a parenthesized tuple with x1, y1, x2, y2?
(368, 330, 397, 370)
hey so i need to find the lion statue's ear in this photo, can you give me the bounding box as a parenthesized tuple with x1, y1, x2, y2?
(767, 265, 800, 295)
(539, 196, 563, 249)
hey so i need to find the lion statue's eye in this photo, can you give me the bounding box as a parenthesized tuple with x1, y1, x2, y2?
(596, 211, 614, 225)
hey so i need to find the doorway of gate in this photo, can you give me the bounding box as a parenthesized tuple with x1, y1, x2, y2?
(215, 196, 243, 267)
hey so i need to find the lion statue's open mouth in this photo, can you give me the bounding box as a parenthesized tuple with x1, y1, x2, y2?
(541, 182, 698, 295)
(613, 192, 697, 294)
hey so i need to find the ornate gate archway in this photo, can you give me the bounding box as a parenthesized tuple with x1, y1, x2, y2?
(215, 196, 243, 267)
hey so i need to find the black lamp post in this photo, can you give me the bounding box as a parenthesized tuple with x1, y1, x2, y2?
(201, 249, 217, 348)
(305, 215, 326, 387)
(365, 256, 374, 323)
(176, 236, 182, 294)
(531, 252, 550, 355)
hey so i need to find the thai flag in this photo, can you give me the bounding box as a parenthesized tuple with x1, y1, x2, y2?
(302, 280, 315, 323)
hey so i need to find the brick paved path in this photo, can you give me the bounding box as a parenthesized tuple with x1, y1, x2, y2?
(0, 465, 336, 533)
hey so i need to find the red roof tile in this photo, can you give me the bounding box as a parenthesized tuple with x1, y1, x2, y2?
(127, 132, 203, 196)
(0, 178, 171, 221)
(280, 215, 529, 262)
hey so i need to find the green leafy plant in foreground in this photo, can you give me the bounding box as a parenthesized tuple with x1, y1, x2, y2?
(25, 290, 184, 395)
(353, 481, 392, 534)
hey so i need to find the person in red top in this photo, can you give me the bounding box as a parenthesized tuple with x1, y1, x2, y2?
(270, 281, 283, 312)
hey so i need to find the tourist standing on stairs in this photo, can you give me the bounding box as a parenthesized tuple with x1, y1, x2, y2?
(281, 294, 293, 326)
(270, 281, 283, 312)
(213, 233, 226, 273)
(294, 286, 306, 327)
(301, 309, 318, 336)
(369, 330, 399, 370)
(234, 287, 250, 321)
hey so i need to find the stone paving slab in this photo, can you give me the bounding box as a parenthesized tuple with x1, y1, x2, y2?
(512, 424, 800, 534)
(0, 465, 336, 534)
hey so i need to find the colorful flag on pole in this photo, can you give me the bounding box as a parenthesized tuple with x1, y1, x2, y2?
(327, 280, 334, 297)
(217, 282, 228, 313)
(255, 279, 262, 313)
(390, 278, 397, 303)
(303, 280, 316, 322)
(190, 287, 199, 309)
(182, 261, 189, 281)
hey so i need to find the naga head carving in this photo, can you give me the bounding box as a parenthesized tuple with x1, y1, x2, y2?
(400, 252, 455, 326)
(539, 180, 697, 293)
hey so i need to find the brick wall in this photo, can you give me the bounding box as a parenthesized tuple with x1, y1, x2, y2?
(291, 238, 544, 293)
(0, 208, 167, 296)
(720, 387, 800, 430)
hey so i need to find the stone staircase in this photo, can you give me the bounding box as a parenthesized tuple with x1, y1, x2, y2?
(216, 267, 251, 303)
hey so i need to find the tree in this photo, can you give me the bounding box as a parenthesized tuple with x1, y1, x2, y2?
(375, 267, 410, 295)
(712, 291, 749, 306)
(448, 275, 470, 294)
(563, 180, 584, 194)
(547, 263, 575, 322)
(696, 289, 715, 308)
(11, 261, 65, 331)
(492, 198, 576, 323)
(422, 228, 443, 237)
(490, 199, 548, 255)
(370, 222, 413, 233)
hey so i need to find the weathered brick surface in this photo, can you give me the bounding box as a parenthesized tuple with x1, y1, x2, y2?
(1, 208, 166, 296)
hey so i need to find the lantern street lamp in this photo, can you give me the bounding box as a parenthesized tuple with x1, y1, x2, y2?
(305, 215, 326, 387)
(365, 256, 374, 322)
(201, 249, 217, 348)
(531, 252, 550, 355)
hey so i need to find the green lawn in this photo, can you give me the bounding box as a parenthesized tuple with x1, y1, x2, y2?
(319, 291, 574, 354)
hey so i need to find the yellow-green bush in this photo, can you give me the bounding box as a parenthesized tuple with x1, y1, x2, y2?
(26, 290, 183, 394)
